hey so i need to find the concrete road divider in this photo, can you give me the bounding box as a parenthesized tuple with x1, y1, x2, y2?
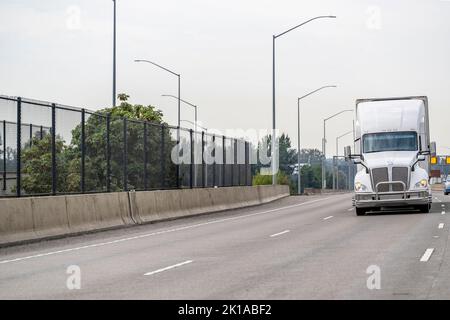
(31, 196, 70, 239)
(0, 185, 289, 246)
(0, 197, 35, 245)
(65, 192, 133, 233)
(0, 192, 133, 247)
(131, 185, 289, 224)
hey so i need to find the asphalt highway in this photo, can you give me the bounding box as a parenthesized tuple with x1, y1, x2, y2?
(0, 192, 449, 299)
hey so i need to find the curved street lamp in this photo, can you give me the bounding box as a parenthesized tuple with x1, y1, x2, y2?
(322, 109, 353, 189)
(296, 85, 337, 194)
(271, 15, 337, 185)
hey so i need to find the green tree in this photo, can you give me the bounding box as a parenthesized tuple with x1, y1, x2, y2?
(20, 94, 178, 195)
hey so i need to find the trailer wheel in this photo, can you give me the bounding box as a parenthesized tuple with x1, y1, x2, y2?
(356, 207, 367, 216)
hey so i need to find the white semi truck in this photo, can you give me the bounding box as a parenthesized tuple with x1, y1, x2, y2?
(345, 96, 436, 216)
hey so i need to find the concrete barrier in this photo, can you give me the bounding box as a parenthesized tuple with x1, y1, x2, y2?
(0, 192, 133, 246)
(0, 185, 289, 246)
(31, 196, 70, 239)
(0, 197, 34, 245)
(65, 192, 133, 233)
(132, 185, 289, 225)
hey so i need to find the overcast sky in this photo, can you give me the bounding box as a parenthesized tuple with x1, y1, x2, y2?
(1, 0, 449, 156)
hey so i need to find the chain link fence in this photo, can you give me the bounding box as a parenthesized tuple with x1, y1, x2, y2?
(0, 96, 252, 197)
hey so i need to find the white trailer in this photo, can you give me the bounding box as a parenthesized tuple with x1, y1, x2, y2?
(345, 96, 436, 216)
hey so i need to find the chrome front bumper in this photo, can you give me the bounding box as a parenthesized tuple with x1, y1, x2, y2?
(353, 181, 431, 208)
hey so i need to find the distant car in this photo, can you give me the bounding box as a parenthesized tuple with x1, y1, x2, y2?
(445, 175, 450, 195)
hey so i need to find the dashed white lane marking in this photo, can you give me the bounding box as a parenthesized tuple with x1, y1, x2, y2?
(442, 211, 446, 215)
(0, 196, 341, 265)
(420, 249, 435, 262)
(442, 204, 445, 207)
(270, 230, 290, 238)
(323, 216, 334, 221)
(439, 223, 445, 229)
(144, 260, 193, 276)
(347, 208, 354, 212)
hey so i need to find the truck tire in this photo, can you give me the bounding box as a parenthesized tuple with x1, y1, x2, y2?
(418, 204, 430, 213)
(356, 207, 367, 216)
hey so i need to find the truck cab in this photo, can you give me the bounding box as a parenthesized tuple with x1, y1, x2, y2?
(346, 96, 436, 216)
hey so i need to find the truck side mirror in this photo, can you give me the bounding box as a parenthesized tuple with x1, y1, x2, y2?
(353, 158, 370, 174)
(430, 142, 437, 157)
(411, 154, 426, 172)
(344, 146, 352, 159)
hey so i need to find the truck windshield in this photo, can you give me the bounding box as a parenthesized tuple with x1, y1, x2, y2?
(363, 132, 417, 153)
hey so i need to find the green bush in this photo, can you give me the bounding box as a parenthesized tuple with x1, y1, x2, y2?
(253, 171, 291, 186)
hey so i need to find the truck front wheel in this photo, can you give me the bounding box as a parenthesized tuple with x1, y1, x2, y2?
(418, 204, 430, 213)
(356, 207, 367, 216)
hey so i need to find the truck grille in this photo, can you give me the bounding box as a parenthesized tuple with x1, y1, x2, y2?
(372, 167, 389, 192)
(392, 167, 409, 191)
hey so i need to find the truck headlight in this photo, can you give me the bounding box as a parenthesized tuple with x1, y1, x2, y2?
(355, 182, 368, 192)
(415, 179, 428, 188)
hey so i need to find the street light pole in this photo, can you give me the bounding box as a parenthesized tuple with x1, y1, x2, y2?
(322, 109, 353, 189)
(112, 0, 116, 107)
(272, 15, 336, 185)
(181, 120, 207, 132)
(296, 85, 336, 195)
(161, 94, 197, 133)
(335, 130, 353, 190)
(134, 59, 181, 128)
(162, 95, 199, 186)
(135, 59, 181, 187)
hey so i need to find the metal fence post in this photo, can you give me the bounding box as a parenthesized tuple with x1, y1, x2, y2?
(161, 125, 166, 189)
(245, 141, 249, 186)
(144, 122, 148, 191)
(16, 98, 22, 197)
(202, 131, 206, 188)
(40, 125, 43, 140)
(51, 103, 56, 195)
(2, 120, 6, 191)
(222, 136, 226, 187)
(176, 126, 180, 189)
(29, 123, 32, 148)
(190, 129, 194, 189)
(81, 109, 86, 193)
(230, 138, 234, 187)
(235, 139, 239, 186)
(106, 113, 111, 192)
(123, 118, 128, 191)
(212, 135, 216, 187)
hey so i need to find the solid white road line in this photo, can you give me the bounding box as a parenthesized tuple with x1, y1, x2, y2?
(270, 230, 290, 238)
(0, 195, 343, 265)
(323, 216, 334, 221)
(420, 249, 435, 262)
(439, 223, 445, 229)
(144, 260, 193, 276)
